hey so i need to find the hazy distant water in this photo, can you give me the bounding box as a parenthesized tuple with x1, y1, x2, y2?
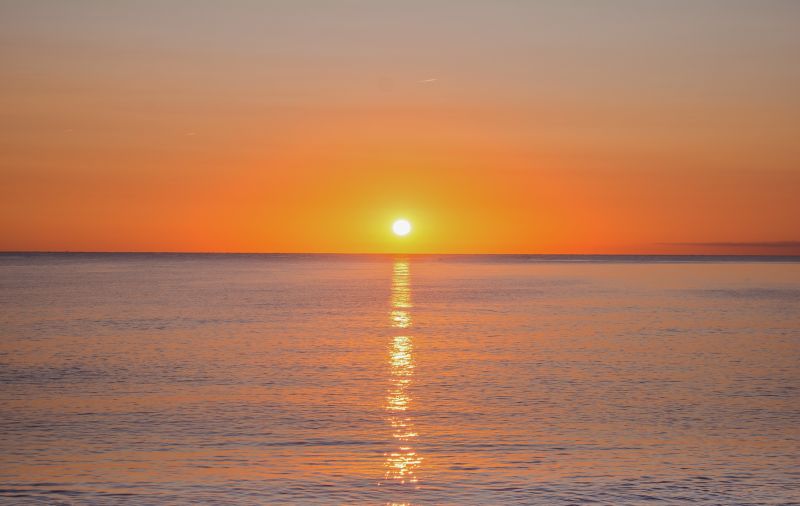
(1, 253, 799, 505)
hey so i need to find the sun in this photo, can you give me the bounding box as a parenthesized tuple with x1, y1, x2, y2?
(392, 219, 412, 236)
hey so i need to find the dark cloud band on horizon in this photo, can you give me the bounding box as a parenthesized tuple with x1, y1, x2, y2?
(662, 241, 800, 249)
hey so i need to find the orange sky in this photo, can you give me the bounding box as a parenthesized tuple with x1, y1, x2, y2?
(1, 1, 799, 254)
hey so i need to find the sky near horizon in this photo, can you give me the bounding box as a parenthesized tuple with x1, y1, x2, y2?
(1, 1, 799, 254)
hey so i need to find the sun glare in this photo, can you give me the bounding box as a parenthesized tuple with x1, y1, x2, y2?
(392, 219, 412, 236)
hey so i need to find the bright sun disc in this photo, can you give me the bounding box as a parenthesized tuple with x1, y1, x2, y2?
(392, 219, 412, 236)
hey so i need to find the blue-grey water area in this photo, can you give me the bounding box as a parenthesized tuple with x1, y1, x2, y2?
(1, 253, 798, 504)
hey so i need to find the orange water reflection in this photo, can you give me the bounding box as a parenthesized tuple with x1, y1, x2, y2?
(383, 259, 421, 485)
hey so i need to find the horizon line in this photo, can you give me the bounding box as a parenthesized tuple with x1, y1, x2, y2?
(3, 250, 800, 258)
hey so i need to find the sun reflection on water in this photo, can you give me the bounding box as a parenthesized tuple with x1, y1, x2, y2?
(383, 259, 422, 485)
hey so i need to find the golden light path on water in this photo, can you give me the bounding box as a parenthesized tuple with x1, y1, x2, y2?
(383, 259, 421, 486)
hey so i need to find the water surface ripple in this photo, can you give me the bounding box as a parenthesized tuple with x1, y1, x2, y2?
(1, 254, 798, 504)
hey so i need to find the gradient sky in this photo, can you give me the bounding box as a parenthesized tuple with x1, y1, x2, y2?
(1, 1, 799, 254)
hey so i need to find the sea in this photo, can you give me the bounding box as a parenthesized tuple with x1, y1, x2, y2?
(1, 253, 798, 505)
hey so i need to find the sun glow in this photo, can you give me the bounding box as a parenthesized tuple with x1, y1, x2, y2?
(392, 219, 412, 236)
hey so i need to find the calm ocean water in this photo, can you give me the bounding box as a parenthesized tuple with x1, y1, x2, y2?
(1, 254, 798, 505)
